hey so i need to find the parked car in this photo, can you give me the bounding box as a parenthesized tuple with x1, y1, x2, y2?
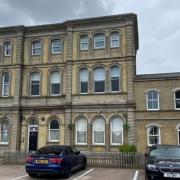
(145, 145, 180, 180)
(25, 145, 87, 178)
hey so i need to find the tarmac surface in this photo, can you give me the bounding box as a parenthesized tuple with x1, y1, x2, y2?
(0, 165, 145, 180)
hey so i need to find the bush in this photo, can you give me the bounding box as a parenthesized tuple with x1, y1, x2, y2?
(119, 144, 137, 153)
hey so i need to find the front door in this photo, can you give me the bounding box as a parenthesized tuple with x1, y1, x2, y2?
(29, 131, 38, 152)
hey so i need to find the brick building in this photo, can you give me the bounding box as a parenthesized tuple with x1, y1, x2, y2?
(0, 13, 179, 154)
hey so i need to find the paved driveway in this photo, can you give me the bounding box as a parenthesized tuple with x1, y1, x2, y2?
(0, 165, 145, 180)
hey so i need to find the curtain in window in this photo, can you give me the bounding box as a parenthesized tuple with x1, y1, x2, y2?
(1, 120, 9, 143)
(93, 118, 105, 144)
(76, 119, 87, 144)
(147, 91, 159, 110)
(49, 120, 59, 141)
(80, 69, 88, 93)
(111, 118, 123, 144)
(32, 41, 41, 55)
(110, 66, 120, 91)
(50, 71, 60, 95)
(2, 73, 9, 96)
(30, 73, 40, 95)
(148, 126, 160, 145)
(94, 68, 105, 92)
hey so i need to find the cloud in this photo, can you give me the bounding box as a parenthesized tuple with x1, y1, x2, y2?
(0, 0, 180, 74)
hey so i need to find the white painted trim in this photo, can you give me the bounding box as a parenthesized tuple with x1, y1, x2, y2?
(146, 90, 160, 111)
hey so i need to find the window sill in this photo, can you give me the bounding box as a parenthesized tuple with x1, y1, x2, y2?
(0, 142, 8, 145)
(51, 52, 62, 55)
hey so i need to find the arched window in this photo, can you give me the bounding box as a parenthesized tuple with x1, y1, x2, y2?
(110, 66, 120, 92)
(49, 120, 59, 141)
(110, 32, 120, 48)
(80, 35, 88, 50)
(50, 71, 61, 95)
(79, 68, 88, 94)
(93, 118, 105, 145)
(175, 90, 180, 109)
(94, 33, 105, 49)
(4, 41, 12, 56)
(0, 120, 9, 144)
(146, 90, 159, 110)
(76, 118, 87, 144)
(51, 39, 62, 54)
(111, 118, 123, 145)
(147, 126, 161, 146)
(32, 40, 41, 55)
(30, 72, 40, 96)
(2, 72, 10, 97)
(94, 67, 105, 93)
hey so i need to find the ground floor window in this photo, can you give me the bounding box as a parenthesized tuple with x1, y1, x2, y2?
(147, 126, 161, 146)
(0, 120, 9, 144)
(49, 120, 59, 142)
(76, 118, 87, 144)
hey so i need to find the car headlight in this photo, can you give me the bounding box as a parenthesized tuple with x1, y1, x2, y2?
(146, 164, 157, 170)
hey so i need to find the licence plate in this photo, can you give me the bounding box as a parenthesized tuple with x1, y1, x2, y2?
(35, 159, 48, 164)
(164, 173, 180, 178)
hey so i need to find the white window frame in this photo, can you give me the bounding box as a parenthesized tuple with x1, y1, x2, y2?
(30, 72, 40, 96)
(146, 90, 160, 111)
(146, 125, 161, 146)
(32, 41, 41, 56)
(110, 118, 123, 145)
(94, 33, 105, 49)
(51, 39, 62, 54)
(48, 120, 59, 142)
(50, 71, 61, 96)
(75, 119, 87, 145)
(92, 118, 105, 145)
(4, 42, 11, 56)
(80, 35, 89, 51)
(110, 32, 120, 48)
(0, 120, 9, 145)
(174, 90, 180, 110)
(2, 73, 9, 97)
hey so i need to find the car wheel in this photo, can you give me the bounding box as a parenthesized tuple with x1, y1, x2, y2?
(64, 168, 71, 178)
(28, 173, 37, 178)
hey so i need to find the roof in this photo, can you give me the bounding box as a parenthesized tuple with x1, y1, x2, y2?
(135, 72, 180, 81)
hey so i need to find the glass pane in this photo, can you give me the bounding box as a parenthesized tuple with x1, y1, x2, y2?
(3, 84, 8, 96)
(111, 118, 123, 131)
(94, 131, 104, 144)
(95, 81, 105, 92)
(111, 79, 119, 91)
(50, 120, 59, 129)
(81, 82, 88, 93)
(31, 84, 39, 95)
(51, 71, 60, 83)
(76, 119, 87, 131)
(176, 100, 180, 108)
(149, 136, 159, 145)
(80, 69, 88, 81)
(50, 130, 59, 140)
(93, 119, 105, 131)
(1, 132, 8, 142)
(149, 127, 158, 135)
(95, 41, 104, 48)
(51, 84, 60, 95)
(77, 131, 86, 144)
(94, 68, 105, 81)
(3, 74, 9, 83)
(52, 40, 61, 47)
(176, 91, 180, 99)
(112, 131, 122, 144)
(31, 73, 40, 81)
(111, 66, 119, 77)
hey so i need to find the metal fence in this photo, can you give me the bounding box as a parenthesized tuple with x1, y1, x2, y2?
(2, 151, 145, 169)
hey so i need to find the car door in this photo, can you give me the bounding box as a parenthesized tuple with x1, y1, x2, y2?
(66, 147, 78, 169)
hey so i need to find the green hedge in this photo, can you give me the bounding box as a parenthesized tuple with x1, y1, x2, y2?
(119, 144, 137, 153)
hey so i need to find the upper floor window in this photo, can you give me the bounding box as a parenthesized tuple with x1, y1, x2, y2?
(30, 72, 40, 96)
(146, 90, 159, 110)
(111, 118, 123, 145)
(110, 66, 120, 92)
(80, 68, 88, 94)
(147, 126, 161, 146)
(76, 118, 87, 145)
(49, 120, 59, 141)
(94, 67, 105, 93)
(32, 41, 41, 55)
(94, 33, 105, 49)
(2, 73, 10, 97)
(110, 32, 120, 48)
(80, 35, 88, 50)
(175, 90, 180, 109)
(51, 39, 62, 54)
(0, 120, 9, 144)
(50, 71, 61, 95)
(4, 41, 12, 56)
(93, 118, 105, 145)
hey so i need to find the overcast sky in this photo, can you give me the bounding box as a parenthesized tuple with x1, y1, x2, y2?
(0, 0, 180, 74)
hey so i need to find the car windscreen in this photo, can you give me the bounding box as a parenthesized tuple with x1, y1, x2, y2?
(149, 147, 180, 158)
(36, 147, 63, 156)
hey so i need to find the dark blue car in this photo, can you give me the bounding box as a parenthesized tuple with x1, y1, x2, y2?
(25, 145, 87, 178)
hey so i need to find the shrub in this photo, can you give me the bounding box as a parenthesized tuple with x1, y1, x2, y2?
(119, 144, 137, 153)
